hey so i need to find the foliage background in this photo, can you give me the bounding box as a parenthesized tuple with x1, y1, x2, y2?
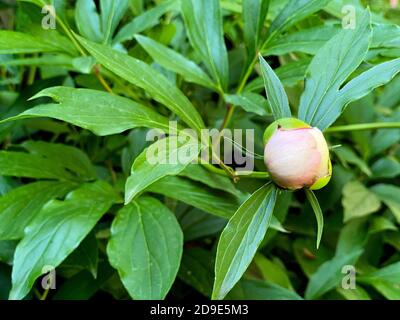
(0, 0, 399, 300)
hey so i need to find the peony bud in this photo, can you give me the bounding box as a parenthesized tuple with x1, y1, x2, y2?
(263, 118, 332, 190)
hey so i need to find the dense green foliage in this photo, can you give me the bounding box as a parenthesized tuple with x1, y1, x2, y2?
(0, 0, 399, 300)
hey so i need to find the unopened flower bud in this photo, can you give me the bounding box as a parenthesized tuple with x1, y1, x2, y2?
(263, 118, 332, 190)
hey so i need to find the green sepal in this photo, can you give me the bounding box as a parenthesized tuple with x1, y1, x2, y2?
(263, 118, 311, 145)
(310, 159, 332, 190)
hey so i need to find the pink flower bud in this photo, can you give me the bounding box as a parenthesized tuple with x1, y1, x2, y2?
(263, 118, 332, 190)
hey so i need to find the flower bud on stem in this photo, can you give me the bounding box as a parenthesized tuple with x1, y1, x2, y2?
(263, 118, 332, 190)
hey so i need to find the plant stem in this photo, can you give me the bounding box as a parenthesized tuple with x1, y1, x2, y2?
(106, 160, 117, 184)
(58, 18, 114, 95)
(93, 65, 114, 94)
(217, 48, 268, 175)
(201, 163, 269, 180)
(237, 55, 258, 94)
(220, 36, 274, 131)
(325, 122, 400, 133)
(53, 14, 86, 56)
(201, 163, 228, 176)
(236, 170, 270, 178)
(210, 151, 237, 180)
(43, 3, 115, 95)
(219, 104, 234, 130)
(219, 56, 258, 131)
(27, 64, 37, 86)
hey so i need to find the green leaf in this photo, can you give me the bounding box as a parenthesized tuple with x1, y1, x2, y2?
(114, 0, 178, 43)
(342, 96, 374, 159)
(0, 181, 76, 240)
(305, 189, 323, 249)
(276, 58, 311, 86)
(378, 74, 400, 108)
(22, 140, 96, 180)
(0, 30, 71, 54)
(360, 261, 400, 285)
(369, 216, 398, 234)
(254, 254, 293, 289)
(220, 0, 242, 13)
(370, 184, 400, 223)
(76, 35, 205, 132)
(178, 248, 214, 298)
(227, 279, 303, 300)
(71, 55, 96, 73)
(293, 238, 333, 278)
(0, 54, 74, 68)
(269, 215, 289, 233)
(19, 0, 66, 14)
(224, 93, 270, 116)
(259, 55, 291, 119)
(371, 125, 400, 156)
(181, 0, 229, 90)
(135, 35, 216, 89)
(180, 209, 226, 241)
(61, 232, 99, 278)
(336, 286, 371, 300)
(9, 181, 115, 300)
(332, 58, 400, 119)
(322, 0, 385, 23)
(0, 241, 17, 265)
(147, 176, 241, 219)
(341, 59, 400, 105)
(371, 281, 400, 300)
(0, 150, 74, 180)
(65, 178, 121, 203)
(315, 58, 400, 130)
(298, 9, 372, 130)
(266, 0, 332, 43)
(305, 219, 368, 299)
(129, 0, 144, 15)
(212, 183, 277, 300)
(372, 23, 400, 47)
(371, 157, 400, 179)
(180, 209, 284, 242)
(342, 181, 381, 222)
(12, 1, 77, 56)
(1, 87, 171, 136)
(243, 0, 269, 57)
(179, 164, 240, 197)
(0, 177, 15, 196)
(335, 219, 368, 256)
(305, 249, 363, 299)
(245, 58, 311, 90)
(75, 0, 103, 42)
(107, 196, 183, 300)
(125, 136, 201, 204)
(265, 24, 340, 56)
(53, 262, 114, 300)
(100, 0, 129, 44)
(334, 146, 372, 177)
